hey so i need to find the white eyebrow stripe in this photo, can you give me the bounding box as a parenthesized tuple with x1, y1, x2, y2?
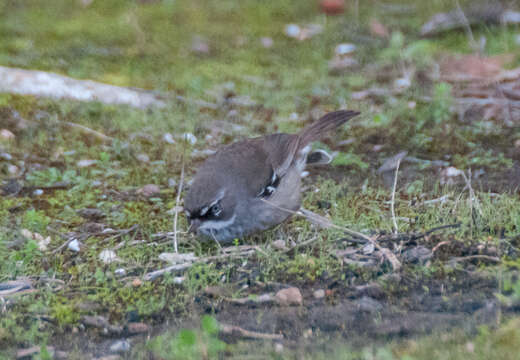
(199, 214, 236, 230)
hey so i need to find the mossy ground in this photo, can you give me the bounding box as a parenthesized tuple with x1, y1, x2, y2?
(1, 0, 520, 359)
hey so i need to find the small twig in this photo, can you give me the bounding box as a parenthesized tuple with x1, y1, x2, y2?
(63, 121, 114, 142)
(142, 246, 259, 281)
(282, 235, 319, 254)
(47, 228, 77, 254)
(219, 324, 283, 341)
(390, 158, 401, 234)
(422, 195, 450, 205)
(455, 0, 478, 52)
(461, 169, 483, 216)
(432, 241, 450, 253)
(450, 255, 500, 263)
(101, 224, 139, 243)
(173, 153, 186, 253)
(262, 202, 402, 271)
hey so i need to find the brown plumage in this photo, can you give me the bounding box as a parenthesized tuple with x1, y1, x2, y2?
(184, 110, 360, 242)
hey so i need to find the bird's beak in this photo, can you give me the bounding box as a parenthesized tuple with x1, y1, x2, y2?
(188, 219, 202, 234)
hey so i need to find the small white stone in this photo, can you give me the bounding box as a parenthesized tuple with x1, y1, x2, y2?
(0, 152, 12, 160)
(38, 236, 51, 251)
(183, 132, 197, 145)
(109, 339, 131, 353)
(77, 159, 97, 168)
(33, 189, 44, 196)
(7, 164, 19, 175)
(314, 289, 325, 299)
(394, 77, 411, 92)
(114, 268, 126, 277)
(289, 112, 299, 121)
(445, 166, 463, 177)
(0, 129, 15, 140)
(21, 229, 33, 239)
(136, 153, 149, 163)
(99, 249, 119, 264)
(272, 239, 287, 250)
(285, 24, 301, 38)
(68, 239, 81, 252)
(335, 43, 356, 56)
(173, 276, 185, 284)
(163, 133, 175, 144)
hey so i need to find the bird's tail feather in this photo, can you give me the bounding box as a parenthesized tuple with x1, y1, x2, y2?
(298, 110, 360, 145)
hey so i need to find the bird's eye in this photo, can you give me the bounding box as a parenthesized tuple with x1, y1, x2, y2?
(210, 203, 222, 217)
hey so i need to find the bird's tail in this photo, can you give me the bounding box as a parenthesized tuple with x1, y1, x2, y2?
(298, 110, 360, 145)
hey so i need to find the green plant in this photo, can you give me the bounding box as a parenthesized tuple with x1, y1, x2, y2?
(147, 316, 226, 360)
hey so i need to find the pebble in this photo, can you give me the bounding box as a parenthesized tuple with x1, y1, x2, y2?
(0, 129, 15, 140)
(285, 24, 300, 38)
(136, 153, 149, 163)
(68, 239, 81, 252)
(313, 289, 325, 299)
(334, 43, 356, 56)
(275, 287, 303, 306)
(167, 178, 177, 188)
(99, 249, 119, 264)
(127, 322, 150, 334)
(109, 339, 130, 353)
(0, 152, 12, 160)
(163, 132, 175, 144)
(136, 184, 160, 197)
(77, 159, 97, 168)
(355, 296, 383, 313)
(272, 239, 287, 250)
(114, 268, 126, 277)
(183, 132, 197, 145)
(7, 164, 19, 175)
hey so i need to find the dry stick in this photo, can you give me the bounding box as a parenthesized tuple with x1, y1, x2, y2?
(262, 200, 402, 271)
(62, 121, 114, 142)
(390, 158, 401, 234)
(173, 154, 186, 253)
(451, 255, 500, 263)
(101, 224, 139, 243)
(142, 247, 259, 281)
(455, 0, 478, 52)
(220, 324, 283, 341)
(461, 169, 483, 216)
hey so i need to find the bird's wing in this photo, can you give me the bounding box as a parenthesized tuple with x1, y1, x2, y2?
(208, 140, 276, 197)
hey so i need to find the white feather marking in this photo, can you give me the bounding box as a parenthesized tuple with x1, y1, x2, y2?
(200, 214, 237, 231)
(199, 206, 209, 216)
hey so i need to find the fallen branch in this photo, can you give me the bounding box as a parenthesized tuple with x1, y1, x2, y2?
(219, 324, 283, 340)
(449, 255, 501, 263)
(142, 246, 259, 281)
(62, 121, 114, 142)
(0, 65, 166, 109)
(101, 224, 140, 243)
(291, 206, 401, 271)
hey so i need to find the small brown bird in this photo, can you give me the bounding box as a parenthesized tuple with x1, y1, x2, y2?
(184, 110, 360, 242)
